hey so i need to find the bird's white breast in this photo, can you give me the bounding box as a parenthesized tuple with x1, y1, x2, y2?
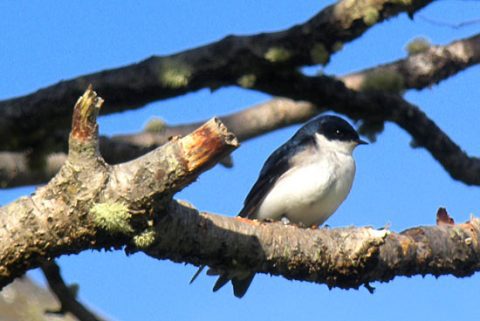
(255, 146, 356, 226)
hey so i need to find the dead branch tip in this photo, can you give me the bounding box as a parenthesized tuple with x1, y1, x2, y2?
(70, 86, 104, 142)
(179, 118, 239, 172)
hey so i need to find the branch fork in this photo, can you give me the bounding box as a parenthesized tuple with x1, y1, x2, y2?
(0, 87, 238, 288)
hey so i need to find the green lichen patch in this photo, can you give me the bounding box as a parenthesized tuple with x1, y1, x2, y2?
(406, 37, 431, 55)
(360, 70, 405, 94)
(144, 117, 166, 133)
(237, 74, 257, 88)
(337, 1, 385, 29)
(159, 60, 192, 88)
(133, 227, 157, 249)
(90, 202, 133, 234)
(310, 43, 329, 65)
(264, 47, 291, 63)
(362, 7, 379, 26)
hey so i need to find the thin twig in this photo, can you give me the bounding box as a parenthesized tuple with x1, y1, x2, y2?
(41, 260, 106, 321)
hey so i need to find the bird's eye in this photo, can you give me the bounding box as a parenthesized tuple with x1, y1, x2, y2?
(335, 129, 342, 136)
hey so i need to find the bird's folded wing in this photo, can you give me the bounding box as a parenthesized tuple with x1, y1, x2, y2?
(238, 134, 315, 218)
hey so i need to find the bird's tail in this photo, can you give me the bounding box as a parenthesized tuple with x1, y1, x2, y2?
(190, 265, 255, 298)
(209, 269, 255, 298)
(231, 273, 255, 298)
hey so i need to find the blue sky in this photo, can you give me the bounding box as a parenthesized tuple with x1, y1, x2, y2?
(1, 1, 480, 320)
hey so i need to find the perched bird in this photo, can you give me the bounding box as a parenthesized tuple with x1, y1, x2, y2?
(191, 115, 367, 297)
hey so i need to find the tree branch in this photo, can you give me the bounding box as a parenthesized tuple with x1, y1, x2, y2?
(0, 99, 314, 187)
(0, 33, 478, 188)
(0, 88, 238, 288)
(0, 0, 432, 152)
(1, 88, 480, 295)
(341, 33, 480, 90)
(41, 260, 105, 321)
(141, 201, 480, 290)
(247, 71, 480, 185)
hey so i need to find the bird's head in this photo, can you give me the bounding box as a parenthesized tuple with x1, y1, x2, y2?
(300, 115, 368, 154)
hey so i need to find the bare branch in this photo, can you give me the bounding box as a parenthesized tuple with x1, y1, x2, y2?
(0, 0, 432, 152)
(41, 260, 105, 321)
(247, 71, 480, 185)
(342, 33, 480, 90)
(116, 99, 318, 145)
(0, 99, 314, 187)
(418, 14, 480, 29)
(1, 90, 479, 294)
(0, 151, 66, 187)
(5, 193, 480, 291)
(0, 33, 478, 188)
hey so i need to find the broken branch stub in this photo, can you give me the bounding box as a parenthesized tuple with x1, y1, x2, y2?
(180, 117, 239, 173)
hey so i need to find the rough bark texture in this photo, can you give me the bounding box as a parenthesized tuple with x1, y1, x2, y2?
(1, 89, 480, 294)
(0, 89, 238, 288)
(142, 202, 480, 289)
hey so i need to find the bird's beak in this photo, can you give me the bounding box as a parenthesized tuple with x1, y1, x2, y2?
(356, 138, 368, 145)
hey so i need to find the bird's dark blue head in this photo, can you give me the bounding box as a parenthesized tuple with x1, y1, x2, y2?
(295, 115, 367, 146)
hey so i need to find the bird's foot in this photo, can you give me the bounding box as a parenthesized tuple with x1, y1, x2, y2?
(280, 216, 291, 225)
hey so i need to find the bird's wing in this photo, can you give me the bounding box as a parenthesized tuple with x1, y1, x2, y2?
(238, 134, 315, 218)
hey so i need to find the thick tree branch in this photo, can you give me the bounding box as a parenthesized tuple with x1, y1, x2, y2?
(1, 89, 480, 295)
(0, 0, 431, 152)
(41, 260, 105, 321)
(5, 194, 480, 291)
(0, 88, 238, 288)
(141, 201, 480, 290)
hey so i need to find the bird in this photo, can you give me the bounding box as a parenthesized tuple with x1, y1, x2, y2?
(191, 115, 367, 298)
